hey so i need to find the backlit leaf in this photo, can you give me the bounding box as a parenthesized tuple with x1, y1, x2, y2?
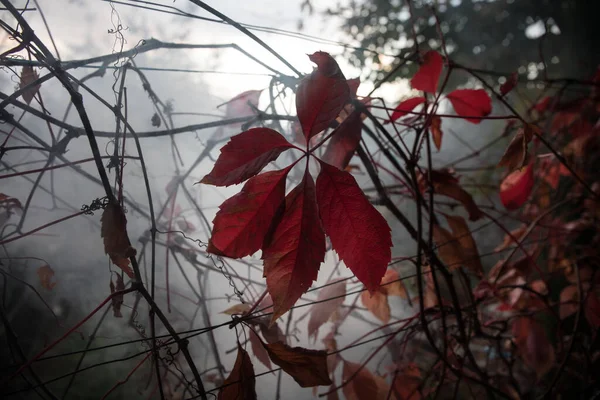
(308, 279, 346, 339)
(380, 268, 407, 298)
(19, 65, 41, 105)
(430, 115, 443, 151)
(263, 341, 332, 387)
(384, 97, 426, 124)
(322, 111, 362, 170)
(446, 89, 492, 124)
(499, 164, 534, 210)
(361, 291, 390, 323)
(410, 51, 443, 94)
(316, 161, 392, 292)
(342, 361, 390, 400)
(37, 265, 56, 290)
(101, 203, 136, 279)
(200, 128, 294, 187)
(207, 168, 290, 258)
(296, 52, 351, 141)
(262, 170, 326, 322)
(218, 344, 257, 400)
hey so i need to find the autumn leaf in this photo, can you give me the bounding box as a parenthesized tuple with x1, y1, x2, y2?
(384, 97, 426, 124)
(218, 344, 257, 400)
(249, 329, 272, 370)
(200, 128, 294, 187)
(443, 214, 483, 277)
(380, 268, 408, 298)
(221, 303, 251, 315)
(392, 363, 422, 400)
(308, 279, 346, 339)
(500, 72, 518, 96)
(347, 78, 360, 97)
(361, 291, 390, 323)
(500, 163, 534, 210)
(410, 51, 443, 94)
(207, 167, 290, 258)
(20, 65, 41, 105)
(316, 161, 392, 292)
(262, 170, 326, 322)
(109, 274, 125, 318)
(585, 291, 600, 329)
(497, 125, 536, 172)
(430, 115, 443, 151)
(495, 224, 527, 252)
(446, 89, 492, 124)
(512, 316, 555, 379)
(419, 169, 483, 221)
(296, 52, 351, 141)
(101, 203, 136, 278)
(342, 361, 390, 400)
(432, 224, 463, 272)
(218, 89, 263, 119)
(0, 193, 23, 211)
(37, 265, 56, 290)
(263, 341, 332, 387)
(322, 111, 362, 170)
(559, 285, 578, 320)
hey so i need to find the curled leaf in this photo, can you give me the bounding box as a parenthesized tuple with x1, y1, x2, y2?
(410, 51, 443, 94)
(101, 203, 136, 278)
(497, 125, 536, 172)
(263, 341, 332, 387)
(218, 344, 257, 400)
(221, 303, 252, 315)
(37, 265, 56, 290)
(446, 89, 492, 124)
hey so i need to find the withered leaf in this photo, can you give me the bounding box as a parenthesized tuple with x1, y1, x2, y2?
(498, 125, 536, 172)
(101, 203, 136, 278)
(37, 265, 56, 290)
(218, 344, 257, 400)
(19, 65, 41, 105)
(263, 341, 332, 387)
(109, 274, 125, 318)
(342, 361, 390, 400)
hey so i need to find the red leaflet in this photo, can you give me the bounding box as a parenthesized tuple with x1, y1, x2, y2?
(307, 279, 346, 339)
(207, 168, 290, 258)
(500, 72, 518, 96)
(218, 344, 257, 400)
(201, 128, 294, 187)
(218, 89, 263, 119)
(347, 78, 360, 98)
(410, 51, 443, 94)
(296, 52, 351, 141)
(446, 89, 492, 124)
(262, 170, 326, 322)
(316, 161, 392, 292)
(321, 112, 362, 170)
(430, 115, 443, 150)
(500, 164, 534, 210)
(249, 329, 272, 369)
(384, 97, 426, 124)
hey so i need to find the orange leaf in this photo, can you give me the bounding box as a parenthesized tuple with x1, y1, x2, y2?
(308, 279, 346, 339)
(497, 125, 535, 172)
(392, 363, 422, 400)
(19, 65, 41, 105)
(380, 269, 407, 298)
(221, 303, 252, 315)
(263, 341, 332, 387)
(410, 51, 443, 94)
(361, 291, 390, 323)
(37, 265, 56, 290)
(101, 203, 136, 278)
(443, 214, 483, 277)
(430, 115, 443, 151)
(218, 344, 257, 400)
(512, 317, 555, 378)
(342, 361, 390, 400)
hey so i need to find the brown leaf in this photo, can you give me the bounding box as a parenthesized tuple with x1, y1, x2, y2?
(219, 344, 257, 400)
(512, 316, 555, 379)
(37, 265, 56, 290)
(248, 329, 272, 370)
(443, 214, 483, 278)
(221, 303, 252, 315)
(380, 269, 407, 298)
(392, 363, 422, 400)
(101, 203, 136, 278)
(109, 274, 125, 318)
(497, 125, 536, 172)
(432, 224, 463, 272)
(263, 341, 332, 387)
(19, 65, 41, 105)
(342, 361, 390, 400)
(308, 279, 346, 339)
(361, 290, 390, 323)
(495, 224, 527, 252)
(430, 116, 443, 151)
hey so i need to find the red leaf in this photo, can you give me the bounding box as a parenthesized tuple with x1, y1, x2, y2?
(430, 115, 443, 151)
(249, 329, 272, 370)
(218, 344, 257, 400)
(308, 279, 346, 339)
(316, 161, 392, 292)
(322, 111, 362, 170)
(446, 89, 492, 124)
(410, 51, 443, 94)
(263, 341, 332, 387)
(37, 265, 56, 290)
(296, 52, 351, 141)
(342, 361, 390, 400)
(109, 274, 125, 318)
(207, 168, 290, 258)
(101, 203, 136, 279)
(500, 72, 518, 96)
(347, 78, 360, 98)
(499, 164, 534, 210)
(512, 316, 555, 378)
(262, 170, 326, 322)
(20, 65, 41, 105)
(218, 89, 263, 119)
(200, 128, 294, 187)
(361, 291, 390, 323)
(384, 97, 426, 124)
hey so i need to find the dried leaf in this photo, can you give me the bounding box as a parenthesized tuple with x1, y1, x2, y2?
(200, 128, 293, 187)
(446, 89, 492, 124)
(443, 214, 483, 277)
(221, 303, 251, 315)
(263, 341, 332, 387)
(37, 265, 56, 290)
(392, 363, 422, 400)
(342, 361, 390, 400)
(151, 112, 161, 127)
(218, 344, 257, 400)
(19, 65, 41, 105)
(380, 269, 407, 298)
(410, 51, 443, 94)
(308, 279, 346, 339)
(109, 274, 125, 318)
(497, 125, 536, 172)
(432, 224, 463, 272)
(101, 203, 136, 278)
(361, 291, 390, 323)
